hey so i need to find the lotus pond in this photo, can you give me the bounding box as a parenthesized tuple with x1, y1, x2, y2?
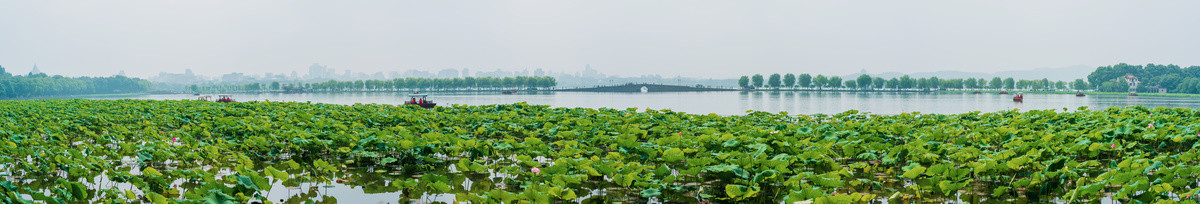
(3, 99, 1200, 203)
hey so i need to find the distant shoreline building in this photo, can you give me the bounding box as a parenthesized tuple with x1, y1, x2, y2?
(150, 69, 203, 84)
(307, 63, 336, 79)
(28, 64, 42, 76)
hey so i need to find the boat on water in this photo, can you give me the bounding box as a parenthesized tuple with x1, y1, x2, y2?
(216, 95, 235, 103)
(1012, 93, 1024, 102)
(502, 90, 516, 95)
(972, 91, 982, 94)
(1076, 93, 1086, 97)
(999, 91, 1009, 94)
(1129, 93, 1139, 96)
(404, 93, 437, 108)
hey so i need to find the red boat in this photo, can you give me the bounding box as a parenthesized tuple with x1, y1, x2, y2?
(999, 91, 1009, 94)
(404, 93, 437, 108)
(1076, 93, 1086, 97)
(216, 95, 235, 103)
(972, 91, 982, 94)
(1012, 93, 1023, 102)
(1129, 93, 1139, 96)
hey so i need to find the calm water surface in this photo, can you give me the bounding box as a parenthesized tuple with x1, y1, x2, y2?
(86, 91, 1200, 115)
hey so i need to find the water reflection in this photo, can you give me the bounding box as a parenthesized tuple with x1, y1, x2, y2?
(81, 91, 1200, 115)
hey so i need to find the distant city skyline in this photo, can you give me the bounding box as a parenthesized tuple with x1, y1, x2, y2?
(2, 1, 1199, 78)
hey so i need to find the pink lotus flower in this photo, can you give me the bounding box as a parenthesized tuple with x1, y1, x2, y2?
(531, 167, 541, 175)
(1111, 144, 1117, 149)
(677, 132, 682, 136)
(172, 137, 178, 142)
(1148, 123, 1155, 128)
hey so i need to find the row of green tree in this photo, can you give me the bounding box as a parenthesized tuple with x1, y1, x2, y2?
(0, 66, 151, 98)
(1087, 63, 1200, 93)
(186, 76, 557, 93)
(737, 73, 1090, 91)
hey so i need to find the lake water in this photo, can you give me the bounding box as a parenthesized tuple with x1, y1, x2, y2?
(84, 91, 1200, 115)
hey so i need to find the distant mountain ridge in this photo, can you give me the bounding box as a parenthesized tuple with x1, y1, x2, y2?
(844, 65, 1094, 82)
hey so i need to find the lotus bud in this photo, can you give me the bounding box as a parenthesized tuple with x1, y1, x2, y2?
(1111, 144, 1116, 149)
(532, 167, 541, 175)
(172, 137, 178, 142)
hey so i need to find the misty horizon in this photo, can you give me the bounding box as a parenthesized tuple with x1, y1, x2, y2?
(3, 1, 1199, 78)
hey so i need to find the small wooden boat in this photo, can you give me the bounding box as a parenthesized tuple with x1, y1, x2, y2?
(216, 95, 235, 103)
(501, 90, 515, 95)
(1076, 93, 1086, 97)
(999, 91, 1009, 94)
(1012, 93, 1024, 102)
(1129, 93, 1138, 96)
(972, 91, 982, 94)
(404, 93, 437, 108)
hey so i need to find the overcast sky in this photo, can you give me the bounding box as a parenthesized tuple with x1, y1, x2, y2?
(1, 1, 1198, 78)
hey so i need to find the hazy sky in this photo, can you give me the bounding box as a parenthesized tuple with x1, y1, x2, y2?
(2, 1, 1198, 78)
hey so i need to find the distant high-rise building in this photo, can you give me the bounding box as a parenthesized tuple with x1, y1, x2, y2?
(403, 70, 435, 78)
(307, 63, 334, 79)
(151, 68, 201, 84)
(437, 69, 460, 78)
(221, 73, 254, 83)
(581, 64, 603, 79)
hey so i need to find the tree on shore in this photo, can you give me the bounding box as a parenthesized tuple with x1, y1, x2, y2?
(751, 74, 764, 88)
(738, 76, 750, 88)
(828, 76, 843, 89)
(798, 74, 812, 89)
(989, 77, 1002, 90)
(928, 77, 941, 90)
(1071, 79, 1089, 91)
(814, 75, 828, 90)
(899, 75, 914, 90)
(856, 75, 872, 90)
(783, 74, 796, 88)
(767, 73, 782, 88)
